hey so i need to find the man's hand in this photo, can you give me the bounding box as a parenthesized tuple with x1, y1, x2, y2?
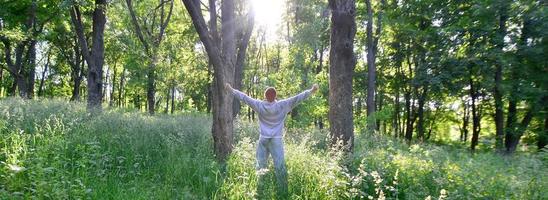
(311, 84, 319, 94)
(225, 83, 233, 91)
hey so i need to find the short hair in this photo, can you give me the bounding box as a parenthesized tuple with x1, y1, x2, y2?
(264, 87, 276, 102)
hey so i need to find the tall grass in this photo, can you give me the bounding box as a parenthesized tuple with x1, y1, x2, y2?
(1, 98, 546, 199)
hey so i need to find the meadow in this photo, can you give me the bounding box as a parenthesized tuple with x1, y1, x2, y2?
(1, 98, 546, 199)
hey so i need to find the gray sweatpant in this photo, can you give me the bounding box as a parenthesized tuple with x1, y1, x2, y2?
(256, 137, 288, 195)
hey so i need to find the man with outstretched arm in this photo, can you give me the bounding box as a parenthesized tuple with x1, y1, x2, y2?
(225, 83, 318, 196)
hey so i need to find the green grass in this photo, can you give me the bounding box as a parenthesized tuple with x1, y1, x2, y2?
(0, 98, 546, 199)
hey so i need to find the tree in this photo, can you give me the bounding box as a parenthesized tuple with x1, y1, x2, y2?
(364, 0, 385, 131)
(70, 0, 107, 111)
(125, 0, 174, 114)
(328, 0, 356, 151)
(181, 0, 254, 161)
(493, 0, 508, 151)
(0, 0, 55, 99)
(49, 20, 86, 101)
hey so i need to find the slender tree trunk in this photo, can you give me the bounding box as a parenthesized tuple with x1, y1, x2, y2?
(103, 66, 109, 102)
(328, 0, 356, 151)
(494, 0, 508, 151)
(37, 51, 50, 97)
(365, 0, 376, 131)
(469, 67, 481, 151)
(233, 12, 254, 117)
(461, 100, 469, 142)
(147, 59, 157, 114)
(165, 86, 170, 113)
(70, 57, 84, 101)
(118, 67, 126, 107)
(171, 86, 175, 114)
(416, 88, 427, 141)
(26, 40, 37, 99)
(404, 91, 411, 140)
(110, 62, 117, 107)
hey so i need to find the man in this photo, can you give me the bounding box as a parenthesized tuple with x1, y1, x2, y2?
(225, 83, 318, 195)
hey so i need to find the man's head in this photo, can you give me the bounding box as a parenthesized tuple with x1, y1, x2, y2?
(264, 87, 277, 102)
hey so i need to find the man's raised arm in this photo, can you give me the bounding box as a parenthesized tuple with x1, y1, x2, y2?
(225, 83, 261, 111)
(280, 84, 318, 112)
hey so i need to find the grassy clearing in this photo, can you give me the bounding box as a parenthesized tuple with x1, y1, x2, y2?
(0, 98, 546, 199)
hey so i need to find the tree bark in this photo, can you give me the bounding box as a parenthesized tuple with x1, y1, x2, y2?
(25, 40, 37, 99)
(118, 67, 126, 107)
(365, 0, 376, 131)
(171, 86, 175, 114)
(416, 88, 428, 141)
(233, 12, 254, 117)
(110, 62, 117, 107)
(328, 0, 356, 151)
(461, 100, 469, 142)
(70, 0, 107, 111)
(494, 0, 508, 151)
(503, 14, 534, 154)
(469, 66, 481, 152)
(182, 0, 253, 161)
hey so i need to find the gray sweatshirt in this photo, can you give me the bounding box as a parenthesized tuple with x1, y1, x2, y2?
(231, 88, 312, 138)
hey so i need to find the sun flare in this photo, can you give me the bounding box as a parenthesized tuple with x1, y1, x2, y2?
(250, 0, 285, 41)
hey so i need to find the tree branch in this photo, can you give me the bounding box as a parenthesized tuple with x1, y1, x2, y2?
(157, 0, 174, 45)
(181, 0, 222, 68)
(126, 0, 151, 55)
(70, 5, 94, 68)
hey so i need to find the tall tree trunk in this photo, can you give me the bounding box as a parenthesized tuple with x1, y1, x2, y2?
(147, 59, 157, 114)
(328, 0, 356, 151)
(469, 67, 481, 151)
(182, 0, 253, 161)
(71, 0, 107, 111)
(416, 88, 428, 141)
(404, 91, 414, 141)
(461, 100, 469, 142)
(103, 66, 109, 102)
(26, 40, 37, 99)
(504, 9, 537, 154)
(233, 12, 254, 117)
(494, 0, 508, 151)
(89, 1, 106, 110)
(365, 0, 376, 131)
(165, 86, 170, 113)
